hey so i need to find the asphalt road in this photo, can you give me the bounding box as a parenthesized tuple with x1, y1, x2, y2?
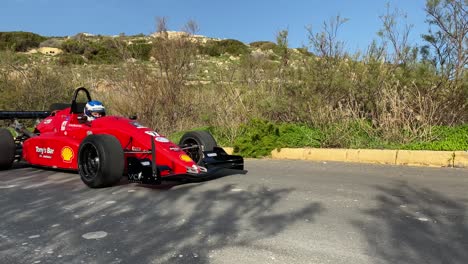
(0, 159, 467, 264)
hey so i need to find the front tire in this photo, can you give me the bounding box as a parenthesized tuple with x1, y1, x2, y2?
(0, 128, 15, 170)
(179, 131, 218, 165)
(78, 134, 124, 188)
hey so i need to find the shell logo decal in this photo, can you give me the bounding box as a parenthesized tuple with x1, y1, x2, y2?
(179, 154, 193, 162)
(61, 146, 74, 163)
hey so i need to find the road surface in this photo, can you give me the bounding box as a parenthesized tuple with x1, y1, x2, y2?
(1, 159, 467, 264)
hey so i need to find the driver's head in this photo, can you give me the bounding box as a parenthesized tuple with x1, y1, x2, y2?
(84, 100, 106, 121)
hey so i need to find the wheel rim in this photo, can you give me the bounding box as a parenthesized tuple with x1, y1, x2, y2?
(80, 143, 100, 181)
(181, 137, 202, 164)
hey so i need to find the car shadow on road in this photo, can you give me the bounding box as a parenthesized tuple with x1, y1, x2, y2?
(9, 162, 248, 191)
(0, 167, 323, 264)
(117, 168, 249, 190)
(353, 181, 468, 264)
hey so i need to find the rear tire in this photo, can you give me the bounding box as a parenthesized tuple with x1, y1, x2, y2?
(0, 128, 15, 170)
(78, 134, 124, 188)
(179, 131, 217, 165)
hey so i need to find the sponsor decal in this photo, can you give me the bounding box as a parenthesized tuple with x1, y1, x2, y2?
(131, 122, 147, 129)
(186, 164, 199, 174)
(36, 146, 54, 159)
(68, 124, 82, 128)
(43, 119, 52, 125)
(155, 136, 170, 143)
(61, 146, 74, 163)
(61, 121, 67, 131)
(144, 131, 160, 137)
(145, 131, 169, 143)
(131, 146, 142, 151)
(128, 172, 143, 181)
(180, 154, 193, 162)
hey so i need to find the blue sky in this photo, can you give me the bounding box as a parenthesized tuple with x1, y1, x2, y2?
(2, 0, 428, 51)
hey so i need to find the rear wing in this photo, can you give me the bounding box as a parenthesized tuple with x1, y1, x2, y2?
(0, 111, 51, 120)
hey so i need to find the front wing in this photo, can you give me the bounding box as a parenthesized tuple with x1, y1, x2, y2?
(126, 147, 244, 184)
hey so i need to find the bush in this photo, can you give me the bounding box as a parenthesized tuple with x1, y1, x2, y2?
(0, 64, 75, 111)
(219, 39, 249, 56)
(0, 50, 31, 65)
(399, 125, 468, 151)
(0, 32, 47, 52)
(199, 39, 249, 57)
(61, 38, 124, 64)
(321, 121, 387, 149)
(57, 53, 85, 65)
(233, 119, 323, 158)
(39, 38, 63, 48)
(84, 40, 123, 64)
(61, 39, 87, 54)
(296, 47, 313, 56)
(250, 41, 277, 51)
(129, 43, 152, 60)
(198, 41, 222, 56)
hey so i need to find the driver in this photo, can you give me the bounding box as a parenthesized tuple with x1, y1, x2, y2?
(84, 100, 106, 121)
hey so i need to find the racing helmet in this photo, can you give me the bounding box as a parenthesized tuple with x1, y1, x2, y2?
(84, 100, 106, 121)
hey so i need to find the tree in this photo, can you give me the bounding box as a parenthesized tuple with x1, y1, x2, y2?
(423, 0, 467, 80)
(306, 15, 349, 59)
(276, 29, 289, 66)
(377, 3, 415, 65)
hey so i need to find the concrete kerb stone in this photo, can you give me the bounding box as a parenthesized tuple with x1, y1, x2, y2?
(357, 149, 398, 165)
(271, 148, 305, 160)
(265, 147, 466, 168)
(346, 149, 360, 163)
(396, 150, 455, 167)
(303, 148, 347, 162)
(453, 151, 468, 168)
(223, 147, 234, 155)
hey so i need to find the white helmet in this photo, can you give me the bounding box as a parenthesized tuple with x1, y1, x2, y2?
(84, 100, 106, 121)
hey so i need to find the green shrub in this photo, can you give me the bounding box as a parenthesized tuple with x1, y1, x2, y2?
(199, 39, 249, 57)
(129, 43, 152, 60)
(296, 47, 313, 56)
(130, 33, 146, 38)
(320, 120, 389, 149)
(57, 53, 85, 65)
(61, 38, 124, 64)
(199, 42, 220, 57)
(219, 39, 249, 55)
(233, 119, 323, 158)
(399, 125, 468, 151)
(39, 39, 63, 48)
(61, 39, 87, 54)
(130, 39, 148, 44)
(0, 31, 47, 52)
(0, 50, 30, 65)
(250, 41, 277, 51)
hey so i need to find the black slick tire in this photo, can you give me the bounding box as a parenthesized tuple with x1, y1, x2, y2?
(78, 134, 124, 188)
(0, 128, 15, 170)
(179, 131, 218, 165)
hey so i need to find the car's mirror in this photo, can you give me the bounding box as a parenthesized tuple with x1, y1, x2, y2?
(129, 115, 138, 120)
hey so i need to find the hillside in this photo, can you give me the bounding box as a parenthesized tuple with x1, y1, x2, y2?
(0, 30, 467, 156)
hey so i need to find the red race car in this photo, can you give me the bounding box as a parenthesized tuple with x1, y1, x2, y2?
(0, 87, 244, 188)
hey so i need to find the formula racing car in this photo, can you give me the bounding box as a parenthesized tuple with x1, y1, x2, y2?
(0, 87, 244, 188)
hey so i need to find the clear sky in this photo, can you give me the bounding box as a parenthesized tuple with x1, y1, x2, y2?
(1, 0, 429, 51)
